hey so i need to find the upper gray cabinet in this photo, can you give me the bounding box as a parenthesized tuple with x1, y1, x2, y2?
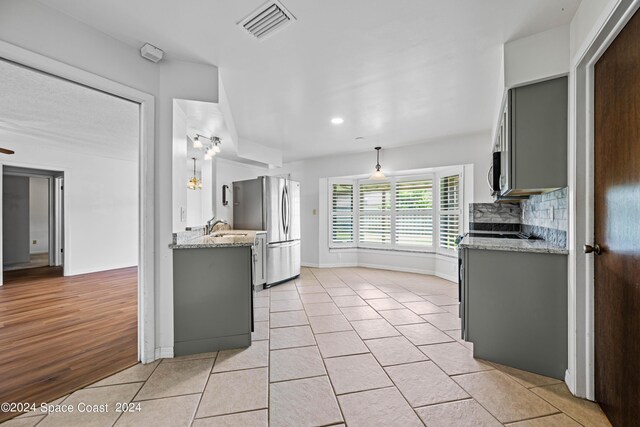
(498, 76, 568, 197)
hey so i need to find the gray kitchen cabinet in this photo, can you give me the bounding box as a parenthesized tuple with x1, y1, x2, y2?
(499, 76, 568, 197)
(252, 233, 267, 288)
(461, 248, 567, 379)
(173, 246, 253, 356)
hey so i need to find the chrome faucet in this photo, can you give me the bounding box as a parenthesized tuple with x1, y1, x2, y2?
(206, 217, 228, 234)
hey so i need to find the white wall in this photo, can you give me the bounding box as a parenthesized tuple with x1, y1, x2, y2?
(272, 132, 492, 279)
(185, 160, 214, 228)
(504, 25, 570, 88)
(570, 0, 619, 62)
(172, 102, 188, 232)
(214, 158, 269, 226)
(29, 177, 48, 254)
(0, 131, 139, 275)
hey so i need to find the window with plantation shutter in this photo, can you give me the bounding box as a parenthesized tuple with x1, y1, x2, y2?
(358, 182, 391, 245)
(439, 174, 461, 250)
(328, 169, 462, 254)
(330, 183, 354, 246)
(395, 179, 433, 247)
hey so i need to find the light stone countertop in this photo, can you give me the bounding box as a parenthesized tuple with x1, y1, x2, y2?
(170, 229, 266, 249)
(459, 235, 568, 255)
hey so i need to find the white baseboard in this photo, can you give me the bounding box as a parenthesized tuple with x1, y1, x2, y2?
(301, 261, 320, 268)
(303, 260, 457, 283)
(435, 271, 458, 283)
(357, 262, 435, 276)
(154, 346, 173, 360)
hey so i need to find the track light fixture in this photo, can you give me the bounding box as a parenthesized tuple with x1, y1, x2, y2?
(191, 134, 222, 160)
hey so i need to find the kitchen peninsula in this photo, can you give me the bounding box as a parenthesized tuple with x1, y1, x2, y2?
(169, 229, 265, 356)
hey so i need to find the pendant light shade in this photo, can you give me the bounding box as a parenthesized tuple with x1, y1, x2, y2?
(369, 146, 386, 180)
(192, 135, 203, 149)
(187, 157, 203, 190)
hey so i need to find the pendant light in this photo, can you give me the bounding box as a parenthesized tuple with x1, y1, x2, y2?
(192, 135, 203, 149)
(187, 157, 203, 190)
(369, 146, 386, 180)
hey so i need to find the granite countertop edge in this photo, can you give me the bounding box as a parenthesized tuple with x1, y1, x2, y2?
(459, 236, 569, 255)
(169, 230, 266, 249)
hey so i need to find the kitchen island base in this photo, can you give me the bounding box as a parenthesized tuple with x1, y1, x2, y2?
(173, 246, 253, 357)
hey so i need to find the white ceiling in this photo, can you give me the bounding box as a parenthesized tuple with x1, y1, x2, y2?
(37, 0, 580, 162)
(0, 59, 139, 160)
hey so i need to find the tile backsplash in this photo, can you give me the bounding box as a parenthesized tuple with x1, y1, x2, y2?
(469, 187, 568, 248)
(469, 203, 522, 232)
(521, 188, 568, 248)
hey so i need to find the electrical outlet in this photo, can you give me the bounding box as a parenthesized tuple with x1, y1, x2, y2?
(32, 240, 37, 245)
(180, 207, 186, 222)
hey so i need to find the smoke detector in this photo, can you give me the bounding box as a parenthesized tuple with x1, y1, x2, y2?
(140, 43, 164, 63)
(238, 0, 296, 41)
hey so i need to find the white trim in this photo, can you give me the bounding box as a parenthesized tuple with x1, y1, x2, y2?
(302, 254, 457, 283)
(0, 40, 156, 364)
(154, 346, 174, 360)
(568, 0, 640, 399)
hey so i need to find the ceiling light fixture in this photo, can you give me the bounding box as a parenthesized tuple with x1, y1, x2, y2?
(204, 146, 216, 160)
(369, 147, 386, 180)
(191, 134, 221, 160)
(187, 157, 203, 190)
(331, 117, 344, 125)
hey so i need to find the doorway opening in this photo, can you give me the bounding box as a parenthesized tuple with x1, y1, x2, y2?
(0, 57, 141, 420)
(2, 166, 63, 274)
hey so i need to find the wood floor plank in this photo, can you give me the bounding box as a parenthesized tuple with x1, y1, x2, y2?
(0, 266, 137, 422)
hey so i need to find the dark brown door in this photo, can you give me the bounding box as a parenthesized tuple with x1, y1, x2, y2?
(594, 8, 640, 426)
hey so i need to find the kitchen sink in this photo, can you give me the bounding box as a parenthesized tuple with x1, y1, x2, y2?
(212, 232, 248, 237)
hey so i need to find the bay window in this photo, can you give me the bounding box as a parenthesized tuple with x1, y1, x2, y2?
(329, 169, 462, 253)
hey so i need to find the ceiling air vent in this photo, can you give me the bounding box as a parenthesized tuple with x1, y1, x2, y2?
(238, 0, 296, 40)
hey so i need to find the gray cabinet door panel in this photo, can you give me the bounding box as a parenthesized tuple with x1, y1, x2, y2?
(511, 76, 568, 191)
(465, 249, 567, 379)
(174, 247, 252, 346)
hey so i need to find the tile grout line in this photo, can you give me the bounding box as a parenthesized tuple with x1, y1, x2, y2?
(343, 272, 428, 425)
(189, 352, 217, 426)
(309, 267, 348, 425)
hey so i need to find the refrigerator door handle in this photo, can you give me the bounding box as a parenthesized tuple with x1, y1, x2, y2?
(284, 183, 290, 236)
(268, 240, 298, 248)
(281, 186, 287, 236)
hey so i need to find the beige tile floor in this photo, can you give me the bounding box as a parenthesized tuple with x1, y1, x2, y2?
(7, 267, 611, 427)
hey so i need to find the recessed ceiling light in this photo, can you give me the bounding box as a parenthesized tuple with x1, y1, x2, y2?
(331, 117, 344, 125)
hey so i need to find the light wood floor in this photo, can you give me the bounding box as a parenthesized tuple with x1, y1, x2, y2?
(0, 266, 137, 422)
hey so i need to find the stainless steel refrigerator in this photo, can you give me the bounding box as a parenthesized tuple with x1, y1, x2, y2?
(233, 176, 300, 287)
